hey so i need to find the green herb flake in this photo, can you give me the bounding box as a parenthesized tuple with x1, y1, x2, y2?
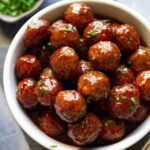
(40, 87, 45, 94)
(47, 42, 51, 48)
(57, 64, 60, 68)
(106, 120, 115, 125)
(128, 36, 133, 41)
(127, 59, 134, 65)
(49, 145, 57, 150)
(129, 105, 137, 113)
(37, 80, 41, 86)
(115, 95, 120, 101)
(83, 76, 88, 81)
(131, 97, 138, 105)
(116, 67, 124, 73)
(65, 25, 71, 31)
(86, 29, 97, 38)
(83, 119, 89, 125)
(51, 70, 55, 77)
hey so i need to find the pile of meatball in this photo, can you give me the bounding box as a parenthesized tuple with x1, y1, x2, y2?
(15, 3, 150, 146)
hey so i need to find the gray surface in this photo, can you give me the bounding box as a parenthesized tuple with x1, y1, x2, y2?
(0, 0, 149, 150)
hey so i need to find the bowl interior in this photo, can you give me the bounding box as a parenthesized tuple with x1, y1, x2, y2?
(3, 0, 150, 150)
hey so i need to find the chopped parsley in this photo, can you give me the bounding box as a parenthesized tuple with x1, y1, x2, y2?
(40, 87, 45, 94)
(122, 96, 126, 100)
(64, 25, 71, 31)
(128, 105, 137, 113)
(37, 80, 41, 86)
(51, 70, 55, 77)
(106, 119, 115, 125)
(127, 59, 134, 65)
(83, 76, 88, 81)
(49, 145, 57, 150)
(115, 95, 120, 101)
(131, 97, 138, 105)
(83, 119, 89, 125)
(116, 66, 124, 73)
(86, 29, 97, 38)
(128, 36, 133, 41)
(47, 42, 51, 48)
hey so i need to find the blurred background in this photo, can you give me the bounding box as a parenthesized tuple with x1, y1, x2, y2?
(0, 0, 149, 150)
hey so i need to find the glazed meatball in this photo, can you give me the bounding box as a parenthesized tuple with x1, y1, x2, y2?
(100, 117, 125, 141)
(50, 46, 79, 80)
(107, 84, 140, 120)
(111, 22, 120, 36)
(78, 71, 110, 101)
(50, 22, 80, 49)
(40, 68, 55, 79)
(50, 19, 65, 32)
(112, 65, 135, 86)
(128, 46, 150, 73)
(84, 21, 113, 45)
(54, 90, 87, 123)
(16, 55, 41, 80)
(128, 103, 149, 122)
(78, 60, 94, 76)
(35, 77, 62, 106)
(135, 70, 150, 101)
(68, 113, 103, 146)
(114, 24, 140, 52)
(16, 78, 38, 108)
(88, 41, 121, 72)
(65, 3, 94, 30)
(24, 20, 50, 48)
(39, 110, 66, 136)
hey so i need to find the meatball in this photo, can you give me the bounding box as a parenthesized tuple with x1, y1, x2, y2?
(24, 19, 50, 48)
(112, 65, 135, 86)
(84, 21, 113, 45)
(50, 46, 79, 80)
(50, 22, 80, 49)
(54, 90, 87, 123)
(35, 77, 62, 106)
(39, 110, 66, 136)
(111, 23, 120, 36)
(114, 24, 140, 52)
(88, 41, 121, 72)
(78, 71, 110, 101)
(16, 78, 38, 108)
(107, 84, 140, 120)
(128, 103, 149, 122)
(50, 19, 65, 32)
(78, 60, 94, 76)
(68, 113, 103, 146)
(100, 117, 125, 141)
(135, 70, 150, 101)
(40, 68, 55, 79)
(65, 3, 94, 30)
(128, 46, 150, 73)
(16, 55, 41, 80)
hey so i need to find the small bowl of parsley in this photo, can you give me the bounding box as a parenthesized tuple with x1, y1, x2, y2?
(0, 0, 44, 23)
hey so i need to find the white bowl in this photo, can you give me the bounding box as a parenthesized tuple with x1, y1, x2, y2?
(0, 0, 44, 23)
(3, 0, 150, 150)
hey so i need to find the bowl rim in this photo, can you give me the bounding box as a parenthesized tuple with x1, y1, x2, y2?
(3, 0, 150, 150)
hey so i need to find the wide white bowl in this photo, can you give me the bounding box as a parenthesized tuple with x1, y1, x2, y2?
(3, 0, 150, 150)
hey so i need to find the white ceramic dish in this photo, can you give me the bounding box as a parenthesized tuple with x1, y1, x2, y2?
(0, 0, 44, 23)
(3, 0, 150, 150)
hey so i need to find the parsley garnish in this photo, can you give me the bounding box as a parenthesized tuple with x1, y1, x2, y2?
(115, 95, 120, 101)
(37, 80, 41, 86)
(83, 119, 89, 125)
(49, 145, 57, 150)
(86, 97, 92, 103)
(47, 42, 51, 48)
(128, 36, 133, 41)
(116, 66, 124, 73)
(131, 97, 138, 105)
(86, 29, 97, 38)
(122, 96, 126, 100)
(40, 87, 45, 94)
(64, 25, 71, 31)
(51, 70, 55, 77)
(83, 76, 88, 80)
(106, 119, 115, 125)
(127, 59, 134, 65)
(129, 105, 137, 113)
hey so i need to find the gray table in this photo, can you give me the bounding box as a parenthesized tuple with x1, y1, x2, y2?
(0, 0, 149, 150)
